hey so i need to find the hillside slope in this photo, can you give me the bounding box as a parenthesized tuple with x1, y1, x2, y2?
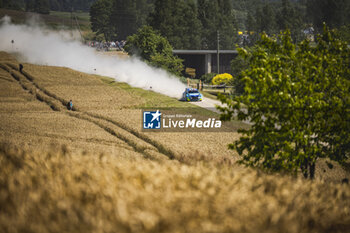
(0, 51, 243, 163)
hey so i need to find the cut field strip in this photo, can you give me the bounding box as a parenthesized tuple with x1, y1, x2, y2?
(2, 63, 176, 160)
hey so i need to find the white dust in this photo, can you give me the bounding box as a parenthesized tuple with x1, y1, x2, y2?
(0, 16, 186, 98)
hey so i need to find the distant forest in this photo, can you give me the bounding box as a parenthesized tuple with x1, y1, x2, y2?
(1, 0, 349, 49)
(89, 0, 350, 49)
(0, 0, 96, 12)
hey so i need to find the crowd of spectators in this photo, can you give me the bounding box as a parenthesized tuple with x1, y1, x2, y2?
(88, 40, 126, 51)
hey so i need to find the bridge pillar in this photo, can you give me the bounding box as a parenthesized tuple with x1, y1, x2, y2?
(205, 53, 212, 74)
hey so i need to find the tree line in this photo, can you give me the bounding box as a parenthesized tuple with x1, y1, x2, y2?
(89, 0, 350, 49)
(2, 0, 349, 46)
(90, 0, 237, 50)
(0, 0, 96, 13)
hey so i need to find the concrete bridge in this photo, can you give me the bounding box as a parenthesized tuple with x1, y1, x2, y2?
(173, 50, 238, 78)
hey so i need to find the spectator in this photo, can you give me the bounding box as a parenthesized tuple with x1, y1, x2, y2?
(67, 100, 73, 110)
(19, 64, 23, 73)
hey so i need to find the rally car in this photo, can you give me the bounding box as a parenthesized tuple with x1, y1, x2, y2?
(182, 88, 203, 102)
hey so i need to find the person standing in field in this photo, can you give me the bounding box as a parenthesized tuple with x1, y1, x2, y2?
(67, 100, 73, 110)
(19, 64, 23, 73)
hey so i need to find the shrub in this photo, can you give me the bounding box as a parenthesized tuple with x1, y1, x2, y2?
(211, 73, 233, 85)
(200, 73, 217, 84)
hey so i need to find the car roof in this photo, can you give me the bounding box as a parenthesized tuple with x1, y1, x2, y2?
(186, 88, 199, 91)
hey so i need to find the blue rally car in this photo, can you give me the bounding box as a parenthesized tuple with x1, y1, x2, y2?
(182, 88, 203, 101)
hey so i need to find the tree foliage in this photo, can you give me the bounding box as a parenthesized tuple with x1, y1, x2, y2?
(110, 0, 153, 40)
(0, 0, 24, 10)
(255, 3, 276, 35)
(124, 26, 184, 76)
(90, 0, 153, 41)
(197, 0, 237, 49)
(306, 0, 350, 32)
(200, 72, 217, 84)
(276, 0, 304, 42)
(248, 0, 305, 43)
(90, 0, 114, 41)
(48, 0, 96, 11)
(26, 0, 50, 14)
(149, 0, 202, 49)
(230, 55, 248, 96)
(218, 25, 350, 179)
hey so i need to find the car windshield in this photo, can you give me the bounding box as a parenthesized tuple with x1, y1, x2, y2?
(188, 89, 199, 93)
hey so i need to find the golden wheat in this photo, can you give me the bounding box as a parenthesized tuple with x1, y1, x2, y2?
(0, 145, 349, 233)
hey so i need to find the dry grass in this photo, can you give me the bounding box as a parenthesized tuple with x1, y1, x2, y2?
(0, 145, 350, 233)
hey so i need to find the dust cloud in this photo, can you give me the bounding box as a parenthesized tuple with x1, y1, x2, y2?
(0, 16, 186, 98)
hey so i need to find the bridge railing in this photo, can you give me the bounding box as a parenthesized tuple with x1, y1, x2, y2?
(188, 83, 234, 95)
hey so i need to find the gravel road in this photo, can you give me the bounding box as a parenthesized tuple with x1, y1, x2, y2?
(189, 97, 224, 113)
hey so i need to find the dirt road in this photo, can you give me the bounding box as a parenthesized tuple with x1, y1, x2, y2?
(189, 97, 224, 113)
(191, 97, 252, 125)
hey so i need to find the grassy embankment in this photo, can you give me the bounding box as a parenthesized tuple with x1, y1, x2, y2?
(0, 51, 349, 233)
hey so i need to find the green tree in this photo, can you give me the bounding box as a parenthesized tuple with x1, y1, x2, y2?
(338, 24, 350, 43)
(90, 0, 115, 41)
(218, 26, 350, 179)
(149, 0, 202, 49)
(255, 3, 276, 35)
(197, 0, 236, 49)
(230, 55, 248, 96)
(276, 0, 304, 42)
(26, 0, 50, 14)
(48, 0, 97, 11)
(125, 26, 184, 76)
(1, 0, 24, 10)
(307, 0, 350, 32)
(246, 12, 255, 34)
(200, 73, 217, 84)
(109, 0, 137, 40)
(90, 0, 153, 41)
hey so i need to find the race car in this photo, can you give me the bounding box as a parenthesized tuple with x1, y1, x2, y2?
(182, 88, 203, 102)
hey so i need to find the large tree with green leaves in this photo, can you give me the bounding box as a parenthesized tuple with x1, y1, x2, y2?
(255, 3, 276, 35)
(26, 0, 50, 14)
(90, 0, 153, 41)
(197, 0, 237, 49)
(110, 0, 153, 40)
(276, 0, 304, 42)
(124, 26, 184, 76)
(90, 0, 115, 41)
(148, 0, 202, 49)
(1, 0, 24, 10)
(48, 0, 96, 11)
(218, 26, 350, 179)
(306, 0, 350, 32)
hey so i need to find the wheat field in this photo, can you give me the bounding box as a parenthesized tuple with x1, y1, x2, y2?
(0, 51, 350, 233)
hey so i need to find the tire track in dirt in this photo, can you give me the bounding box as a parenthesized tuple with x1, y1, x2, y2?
(2, 63, 175, 160)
